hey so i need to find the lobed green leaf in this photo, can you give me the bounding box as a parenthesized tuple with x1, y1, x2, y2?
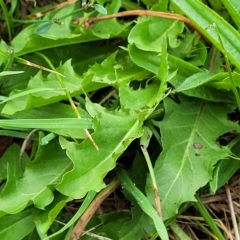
(146, 95, 240, 219)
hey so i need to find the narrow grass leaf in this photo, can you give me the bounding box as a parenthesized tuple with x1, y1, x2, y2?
(194, 195, 225, 240)
(171, 0, 240, 71)
(44, 191, 96, 240)
(117, 169, 169, 240)
(0, 71, 24, 76)
(170, 221, 191, 240)
(221, 0, 240, 29)
(0, 88, 63, 104)
(0, 0, 13, 40)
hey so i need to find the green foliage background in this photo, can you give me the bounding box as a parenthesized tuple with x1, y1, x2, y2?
(0, 0, 240, 239)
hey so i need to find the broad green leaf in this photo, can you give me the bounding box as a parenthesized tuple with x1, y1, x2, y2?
(175, 72, 227, 92)
(119, 41, 168, 118)
(92, 19, 131, 39)
(0, 209, 35, 240)
(180, 85, 235, 103)
(11, 1, 129, 56)
(33, 193, 70, 235)
(128, 17, 184, 51)
(146, 95, 240, 220)
(11, 24, 98, 56)
(0, 138, 72, 215)
(170, 31, 207, 67)
(56, 99, 143, 198)
(1, 60, 82, 115)
(119, 79, 161, 114)
(171, 0, 240, 71)
(89, 51, 151, 86)
(128, 44, 202, 87)
(129, 45, 235, 102)
(2, 53, 149, 115)
(35, 22, 53, 34)
(41, 41, 120, 76)
(26, 229, 41, 240)
(11, 4, 75, 54)
(207, 72, 240, 90)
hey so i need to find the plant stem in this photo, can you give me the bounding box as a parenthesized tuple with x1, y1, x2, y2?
(73, 10, 205, 39)
(141, 145, 162, 218)
(140, 127, 162, 218)
(71, 179, 120, 240)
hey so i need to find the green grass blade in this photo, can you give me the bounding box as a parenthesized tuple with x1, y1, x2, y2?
(0, 0, 13, 40)
(171, 0, 240, 71)
(41, 133, 57, 145)
(0, 118, 92, 130)
(0, 88, 65, 104)
(43, 191, 96, 240)
(210, 23, 240, 110)
(0, 71, 24, 77)
(117, 169, 169, 240)
(170, 221, 191, 240)
(222, 0, 240, 29)
(0, 130, 37, 139)
(194, 194, 225, 240)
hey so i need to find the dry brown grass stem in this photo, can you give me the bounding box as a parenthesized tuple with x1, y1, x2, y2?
(226, 185, 240, 240)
